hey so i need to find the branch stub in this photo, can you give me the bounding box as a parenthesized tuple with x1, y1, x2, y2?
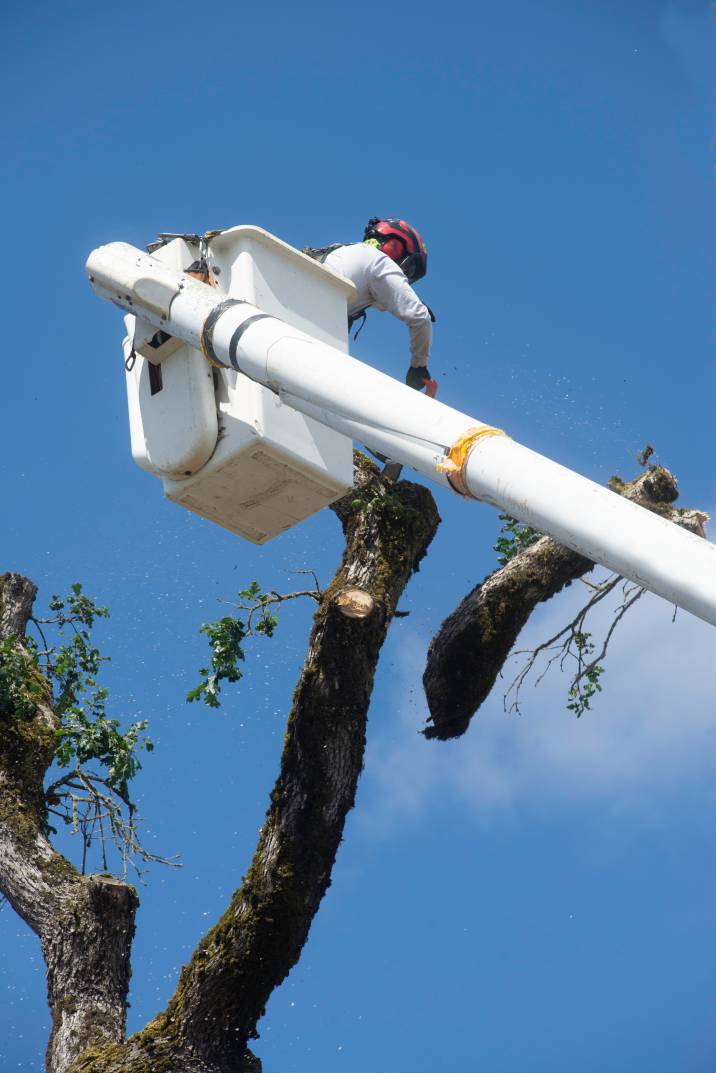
(333, 588, 375, 619)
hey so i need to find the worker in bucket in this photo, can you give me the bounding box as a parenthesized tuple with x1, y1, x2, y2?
(305, 217, 436, 480)
(305, 217, 437, 397)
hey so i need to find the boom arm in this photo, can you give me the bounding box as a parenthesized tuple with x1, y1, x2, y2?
(86, 240, 716, 627)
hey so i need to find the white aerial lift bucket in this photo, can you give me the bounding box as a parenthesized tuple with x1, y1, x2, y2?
(122, 227, 355, 544)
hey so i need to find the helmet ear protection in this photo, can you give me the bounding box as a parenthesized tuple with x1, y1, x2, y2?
(398, 251, 427, 284)
(363, 217, 428, 283)
(379, 237, 406, 263)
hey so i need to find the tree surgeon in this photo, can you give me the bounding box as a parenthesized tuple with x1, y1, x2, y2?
(305, 216, 437, 480)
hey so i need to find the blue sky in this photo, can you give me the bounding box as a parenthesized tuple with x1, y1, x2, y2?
(1, 1, 715, 1070)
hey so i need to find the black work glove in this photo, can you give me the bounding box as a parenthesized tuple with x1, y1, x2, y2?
(406, 365, 438, 398)
(406, 365, 432, 390)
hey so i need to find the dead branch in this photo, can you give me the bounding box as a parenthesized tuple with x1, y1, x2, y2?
(423, 465, 708, 740)
(45, 768, 180, 879)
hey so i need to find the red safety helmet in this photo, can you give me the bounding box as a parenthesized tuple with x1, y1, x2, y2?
(363, 217, 428, 283)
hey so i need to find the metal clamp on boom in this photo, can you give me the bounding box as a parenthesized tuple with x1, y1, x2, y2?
(199, 299, 248, 369)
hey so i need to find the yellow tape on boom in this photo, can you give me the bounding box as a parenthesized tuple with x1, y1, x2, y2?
(437, 425, 507, 498)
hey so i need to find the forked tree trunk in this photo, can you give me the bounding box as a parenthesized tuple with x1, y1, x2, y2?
(0, 456, 438, 1073)
(4, 458, 706, 1071)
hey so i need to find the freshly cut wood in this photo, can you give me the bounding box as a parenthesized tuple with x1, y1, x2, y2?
(334, 587, 376, 618)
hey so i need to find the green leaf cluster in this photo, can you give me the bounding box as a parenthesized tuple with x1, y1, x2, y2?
(54, 710, 153, 800)
(44, 585, 153, 798)
(0, 583, 153, 804)
(48, 584, 110, 718)
(187, 617, 248, 708)
(0, 635, 44, 719)
(494, 514, 541, 566)
(566, 632, 604, 717)
(187, 581, 280, 709)
(238, 581, 280, 639)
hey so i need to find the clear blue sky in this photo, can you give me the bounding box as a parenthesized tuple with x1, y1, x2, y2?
(2, 1, 715, 1070)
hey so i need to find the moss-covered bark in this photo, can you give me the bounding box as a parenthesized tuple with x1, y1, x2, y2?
(68, 454, 440, 1073)
(423, 466, 708, 740)
(0, 574, 138, 1073)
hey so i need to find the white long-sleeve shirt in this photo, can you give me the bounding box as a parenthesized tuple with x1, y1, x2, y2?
(323, 243, 432, 367)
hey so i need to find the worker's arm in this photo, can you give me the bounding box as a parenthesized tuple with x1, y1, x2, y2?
(367, 254, 433, 367)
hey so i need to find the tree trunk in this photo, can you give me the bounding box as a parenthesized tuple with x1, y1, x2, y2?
(0, 573, 139, 1073)
(422, 466, 709, 740)
(66, 455, 440, 1073)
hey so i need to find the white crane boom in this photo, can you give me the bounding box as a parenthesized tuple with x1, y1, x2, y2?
(86, 237, 716, 628)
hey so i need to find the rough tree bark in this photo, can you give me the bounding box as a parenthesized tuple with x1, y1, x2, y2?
(1, 455, 440, 1073)
(0, 573, 138, 1073)
(6, 455, 705, 1068)
(423, 466, 709, 740)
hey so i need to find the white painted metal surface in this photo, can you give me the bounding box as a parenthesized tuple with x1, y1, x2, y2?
(207, 226, 353, 351)
(163, 370, 353, 544)
(103, 229, 355, 540)
(86, 238, 716, 626)
(123, 238, 218, 479)
(123, 329, 218, 479)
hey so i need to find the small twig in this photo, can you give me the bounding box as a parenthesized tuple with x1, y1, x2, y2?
(287, 568, 322, 593)
(504, 573, 643, 716)
(220, 588, 323, 635)
(45, 767, 180, 879)
(99, 803, 108, 872)
(504, 575, 618, 711)
(570, 582, 644, 692)
(29, 617, 50, 654)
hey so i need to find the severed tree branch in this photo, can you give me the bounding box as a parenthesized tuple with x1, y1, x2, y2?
(0, 573, 139, 1073)
(67, 453, 441, 1073)
(422, 466, 709, 740)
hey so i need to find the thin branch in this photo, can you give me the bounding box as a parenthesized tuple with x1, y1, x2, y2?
(218, 586, 323, 635)
(504, 575, 622, 712)
(29, 616, 50, 653)
(287, 568, 322, 593)
(45, 768, 180, 879)
(504, 575, 645, 718)
(570, 582, 644, 692)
